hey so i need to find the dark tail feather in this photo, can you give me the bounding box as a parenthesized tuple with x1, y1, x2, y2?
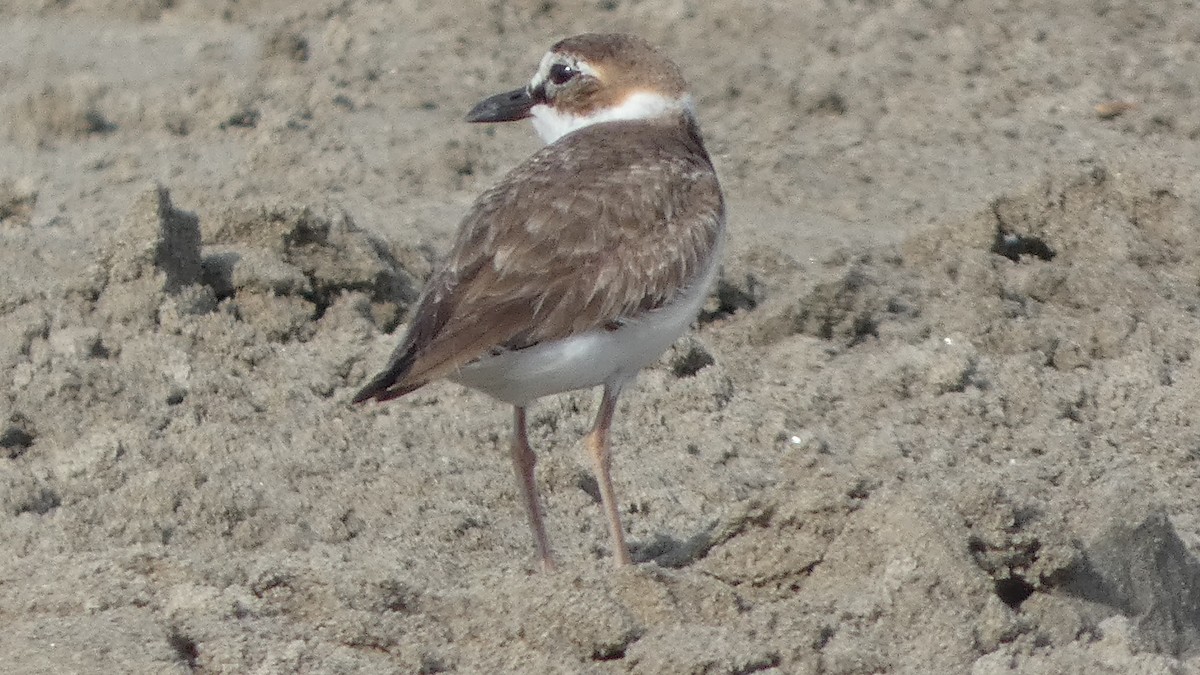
(352, 348, 423, 404)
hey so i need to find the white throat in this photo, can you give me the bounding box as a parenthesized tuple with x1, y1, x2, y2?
(530, 92, 694, 144)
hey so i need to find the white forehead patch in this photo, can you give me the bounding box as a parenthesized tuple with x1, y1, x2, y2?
(530, 52, 557, 88)
(530, 91, 695, 144)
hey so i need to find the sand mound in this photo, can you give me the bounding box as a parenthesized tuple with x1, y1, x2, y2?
(4, 1, 1200, 672)
(703, 167, 1200, 668)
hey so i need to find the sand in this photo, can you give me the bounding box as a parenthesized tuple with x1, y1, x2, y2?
(3, 1, 1200, 672)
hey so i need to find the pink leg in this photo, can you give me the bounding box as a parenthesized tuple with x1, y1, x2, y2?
(584, 385, 633, 566)
(510, 406, 555, 571)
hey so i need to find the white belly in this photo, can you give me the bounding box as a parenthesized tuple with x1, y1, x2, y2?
(450, 251, 721, 406)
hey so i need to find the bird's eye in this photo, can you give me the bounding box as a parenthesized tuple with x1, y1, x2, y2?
(548, 63, 577, 86)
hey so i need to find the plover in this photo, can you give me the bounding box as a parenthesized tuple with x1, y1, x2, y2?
(354, 33, 725, 569)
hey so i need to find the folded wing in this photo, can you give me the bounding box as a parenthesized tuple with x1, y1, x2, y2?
(353, 119, 724, 403)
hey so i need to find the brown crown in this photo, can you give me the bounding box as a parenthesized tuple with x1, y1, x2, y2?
(545, 34, 689, 116)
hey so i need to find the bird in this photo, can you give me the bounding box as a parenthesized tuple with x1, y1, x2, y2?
(353, 33, 725, 570)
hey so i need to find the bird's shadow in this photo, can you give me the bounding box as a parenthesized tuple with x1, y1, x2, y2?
(632, 525, 719, 569)
(576, 472, 728, 568)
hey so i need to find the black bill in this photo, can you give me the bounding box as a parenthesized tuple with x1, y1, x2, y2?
(465, 87, 536, 123)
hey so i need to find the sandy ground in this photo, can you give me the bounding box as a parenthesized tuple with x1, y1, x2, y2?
(3, 0, 1200, 672)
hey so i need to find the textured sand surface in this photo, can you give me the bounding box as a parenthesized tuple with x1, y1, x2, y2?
(3, 1, 1200, 672)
